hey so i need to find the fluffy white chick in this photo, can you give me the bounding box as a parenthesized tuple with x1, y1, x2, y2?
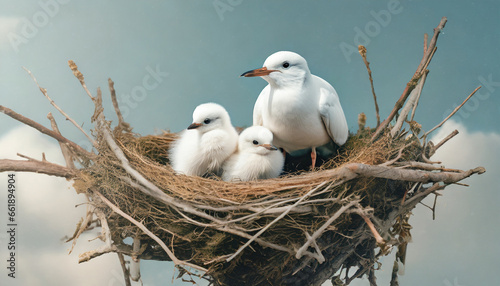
(169, 103, 238, 176)
(222, 126, 284, 181)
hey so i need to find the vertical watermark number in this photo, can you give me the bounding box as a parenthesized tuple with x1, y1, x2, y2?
(6, 174, 17, 279)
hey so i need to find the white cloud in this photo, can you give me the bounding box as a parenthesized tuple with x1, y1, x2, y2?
(0, 126, 123, 286)
(0, 17, 21, 50)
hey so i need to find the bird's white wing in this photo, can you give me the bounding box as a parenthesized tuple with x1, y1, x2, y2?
(318, 83, 348, 146)
(252, 85, 270, 126)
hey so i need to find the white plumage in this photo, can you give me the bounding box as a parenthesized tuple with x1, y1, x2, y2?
(222, 126, 284, 182)
(241, 51, 348, 167)
(169, 103, 238, 177)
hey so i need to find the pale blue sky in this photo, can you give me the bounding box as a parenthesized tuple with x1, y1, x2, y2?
(0, 1, 499, 285)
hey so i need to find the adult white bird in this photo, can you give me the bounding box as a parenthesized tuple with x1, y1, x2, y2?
(241, 51, 348, 168)
(222, 126, 284, 181)
(169, 103, 238, 177)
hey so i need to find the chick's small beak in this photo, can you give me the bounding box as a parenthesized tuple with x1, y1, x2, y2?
(240, 67, 279, 77)
(187, 122, 202, 130)
(260, 144, 278, 151)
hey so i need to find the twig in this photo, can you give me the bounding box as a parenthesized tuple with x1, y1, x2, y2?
(79, 243, 118, 263)
(403, 183, 444, 208)
(353, 208, 388, 253)
(130, 233, 142, 282)
(0, 105, 94, 158)
(379, 143, 412, 167)
(109, 78, 131, 131)
(0, 158, 74, 178)
(117, 253, 132, 286)
(226, 182, 329, 262)
(394, 161, 445, 171)
(23, 67, 98, 148)
(68, 205, 94, 254)
(423, 86, 481, 137)
(68, 60, 95, 100)
(391, 70, 428, 137)
(358, 45, 380, 127)
(434, 129, 459, 150)
(94, 190, 208, 273)
(171, 205, 319, 260)
(79, 206, 116, 263)
(342, 163, 484, 184)
(358, 112, 367, 132)
(47, 112, 75, 169)
(423, 33, 428, 54)
(371, 17, 447, 142)
(295, 200, 359, 260)
(401, 182, 420, 205)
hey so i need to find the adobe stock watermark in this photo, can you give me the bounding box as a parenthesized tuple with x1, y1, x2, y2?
(7, 0, 71, 53)
(213, 0, 244, 21)
(339, 0, 404, 63)
(115, 65, 169, 119)
(442, 74, 499, 123)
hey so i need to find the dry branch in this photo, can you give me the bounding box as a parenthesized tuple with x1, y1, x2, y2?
(424, 86, 481, 137)
(0, 158, 74, 178)
(391, 70, 428, 137)
(359, 45, 380, 127)
(47, 112, 75, 169)
(371, 17, 447, 142)
(23, 67, 98, 148)
(0, 105, 94, 159)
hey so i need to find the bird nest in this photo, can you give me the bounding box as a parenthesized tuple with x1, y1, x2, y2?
(0, 17, 486, 286)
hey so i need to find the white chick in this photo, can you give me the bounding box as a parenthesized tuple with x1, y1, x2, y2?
(222, 126, 284, 181)
(169, 103, 238, 176)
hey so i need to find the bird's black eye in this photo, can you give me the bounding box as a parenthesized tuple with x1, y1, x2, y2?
(252, 140, 259, 145)
(282, 62, 290, 68)
(204, 118, 211, 124)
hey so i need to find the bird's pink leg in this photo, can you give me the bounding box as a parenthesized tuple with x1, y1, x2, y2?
(311, 147, 317, 170)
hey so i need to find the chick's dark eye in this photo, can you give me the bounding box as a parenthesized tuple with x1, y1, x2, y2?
(282, 62, 290, 68)
(252, 140, 259, 145)
(204, 118, 211, 124)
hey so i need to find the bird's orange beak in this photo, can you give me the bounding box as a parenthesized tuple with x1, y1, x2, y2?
(187, 122, 202, 130)
(240, 67, 279, 77)
(260, 144, 278, 151)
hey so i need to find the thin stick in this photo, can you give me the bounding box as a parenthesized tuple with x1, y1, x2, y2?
(371, 17, 447, 142)
(68, 205, 94, 254)
(295, 200, 358, 260)
(117, 253, 132, 286)
(23, 67, 98, 148)
(47, 112, 75, 169)
(424, 86, 481, 137)
(355, 209, 387, 250)
(391, 70, 428, 137)
(359, 45, 380, 127)
(109, 78, 131, 131)
(0, 105, 94, 158)
(226, 182, 328, 262)
(434, 129, 459, 150)
(94, 190, 208, 273)
(68, 60, 95, 100)
(423, 33, 428, 54)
